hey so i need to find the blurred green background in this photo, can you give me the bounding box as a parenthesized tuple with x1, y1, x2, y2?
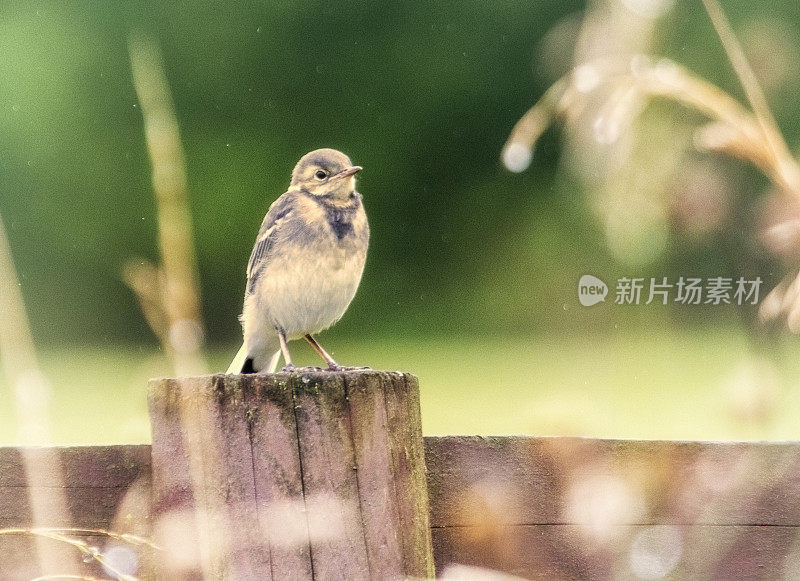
(2, 0, 800, 444)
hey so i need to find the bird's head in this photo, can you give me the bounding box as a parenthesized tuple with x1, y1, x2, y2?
(290, 148, 362, 202)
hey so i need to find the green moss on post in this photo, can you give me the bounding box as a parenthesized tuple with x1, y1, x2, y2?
(148, 370, 434, 580)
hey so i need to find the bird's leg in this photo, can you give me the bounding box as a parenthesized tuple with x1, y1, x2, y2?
(304, 334, 342, 370)
(303, 335, 370, 371)
(278, 329, 296, 372)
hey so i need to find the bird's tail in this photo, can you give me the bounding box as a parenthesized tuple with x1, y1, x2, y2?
(226, 344, 282, 374)
(226, 344, 248, 374)
(266, 350, 281, 373)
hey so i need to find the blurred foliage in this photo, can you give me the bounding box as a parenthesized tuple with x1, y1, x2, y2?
(0, 0, 575, 345)
(3, 0, 800, 443)
(5, 329, 800, 444)
(1, 0, 799, 350)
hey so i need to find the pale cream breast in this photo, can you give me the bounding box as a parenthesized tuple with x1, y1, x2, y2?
(256, 243, 367, 337)
(250, 194, 368, 338)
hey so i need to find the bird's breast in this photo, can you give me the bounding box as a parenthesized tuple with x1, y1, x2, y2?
(248, 199, 368, 337)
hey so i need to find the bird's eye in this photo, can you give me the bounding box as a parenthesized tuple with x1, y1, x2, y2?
(314, 170, 328, 180)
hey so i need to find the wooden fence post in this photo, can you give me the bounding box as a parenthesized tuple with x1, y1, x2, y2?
(148, 370, 434, 580)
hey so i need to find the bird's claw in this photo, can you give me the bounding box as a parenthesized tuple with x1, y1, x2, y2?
(281, 363, 370, 373)
(325, 364, 371, 372)
(282, 364, 325, 373)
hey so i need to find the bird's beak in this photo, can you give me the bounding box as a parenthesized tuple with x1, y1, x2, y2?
(337, 165, 363, 178)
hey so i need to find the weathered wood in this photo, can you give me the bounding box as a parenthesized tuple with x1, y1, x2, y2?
(0, 445, 151, 530)
(425, 436, 800, 526)
(0, 445, 152, 580)
(388, 372, 434, 577)
(346, 372, 405, 577)
(292, 373, 371, 579)
(246, 374, 313, 578)
(433, 523, 800, 580)
(0, 530, 133, 580)
(0, 445, 150, 488)
(5, 437, 800, 579)
(149, 375, 276, 579)
(426, 436, 800, 579)
(148, 370, 432, 580)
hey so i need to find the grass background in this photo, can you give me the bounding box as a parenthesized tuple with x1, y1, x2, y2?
(2, 1, 800, 447)
(3, 327, 798, 445)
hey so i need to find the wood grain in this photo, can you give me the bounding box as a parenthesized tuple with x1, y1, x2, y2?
(292, 372, 371, 579)
(425, 436, 800, 527)
(149, 375, 272, 579)
(0, 445, 152, 580)
(433, 523, 800, 580)
(148, 370, 431, 580)
(246, 373, 313, 579)
(4, 433, 800, 579)
(345, 371, 405, 577)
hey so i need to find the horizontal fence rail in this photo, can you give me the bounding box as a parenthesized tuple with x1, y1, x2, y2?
(2, 437, 800, 579)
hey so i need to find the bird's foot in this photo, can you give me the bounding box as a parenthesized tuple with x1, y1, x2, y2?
(281, 364, 325, 373)
(325, 364, 371, 372)
(297, 365, 324, 372)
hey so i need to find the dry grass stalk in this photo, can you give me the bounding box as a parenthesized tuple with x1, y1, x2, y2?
(503, 0, 800, 330)
(127, 32, 207, 377)
(31, 574, 109, 581)
(701, 0, 800, 191)
(0, 214, 38, 394)
(503, 57, 794, 191)
(0, 526, 161, 551)
(128, 33, 229, 579)
(0, 214, 78, 573)
(0, 526, 159, 580)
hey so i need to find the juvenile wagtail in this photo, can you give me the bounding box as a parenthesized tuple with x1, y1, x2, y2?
(227, 148, 369, 374)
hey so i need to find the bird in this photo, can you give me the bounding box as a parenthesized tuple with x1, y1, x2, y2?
(226, 148, 369, 374)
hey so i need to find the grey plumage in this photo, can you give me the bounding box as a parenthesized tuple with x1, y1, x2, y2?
(227, 148, 369, 374)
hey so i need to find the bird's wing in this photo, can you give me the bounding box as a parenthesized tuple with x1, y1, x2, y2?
(246, 193, 294, 293)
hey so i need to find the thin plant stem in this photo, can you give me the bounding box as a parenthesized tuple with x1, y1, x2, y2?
(128, 32, 208, 377)
(0, 215, 77, 572)
(700, 0, 800, 192)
